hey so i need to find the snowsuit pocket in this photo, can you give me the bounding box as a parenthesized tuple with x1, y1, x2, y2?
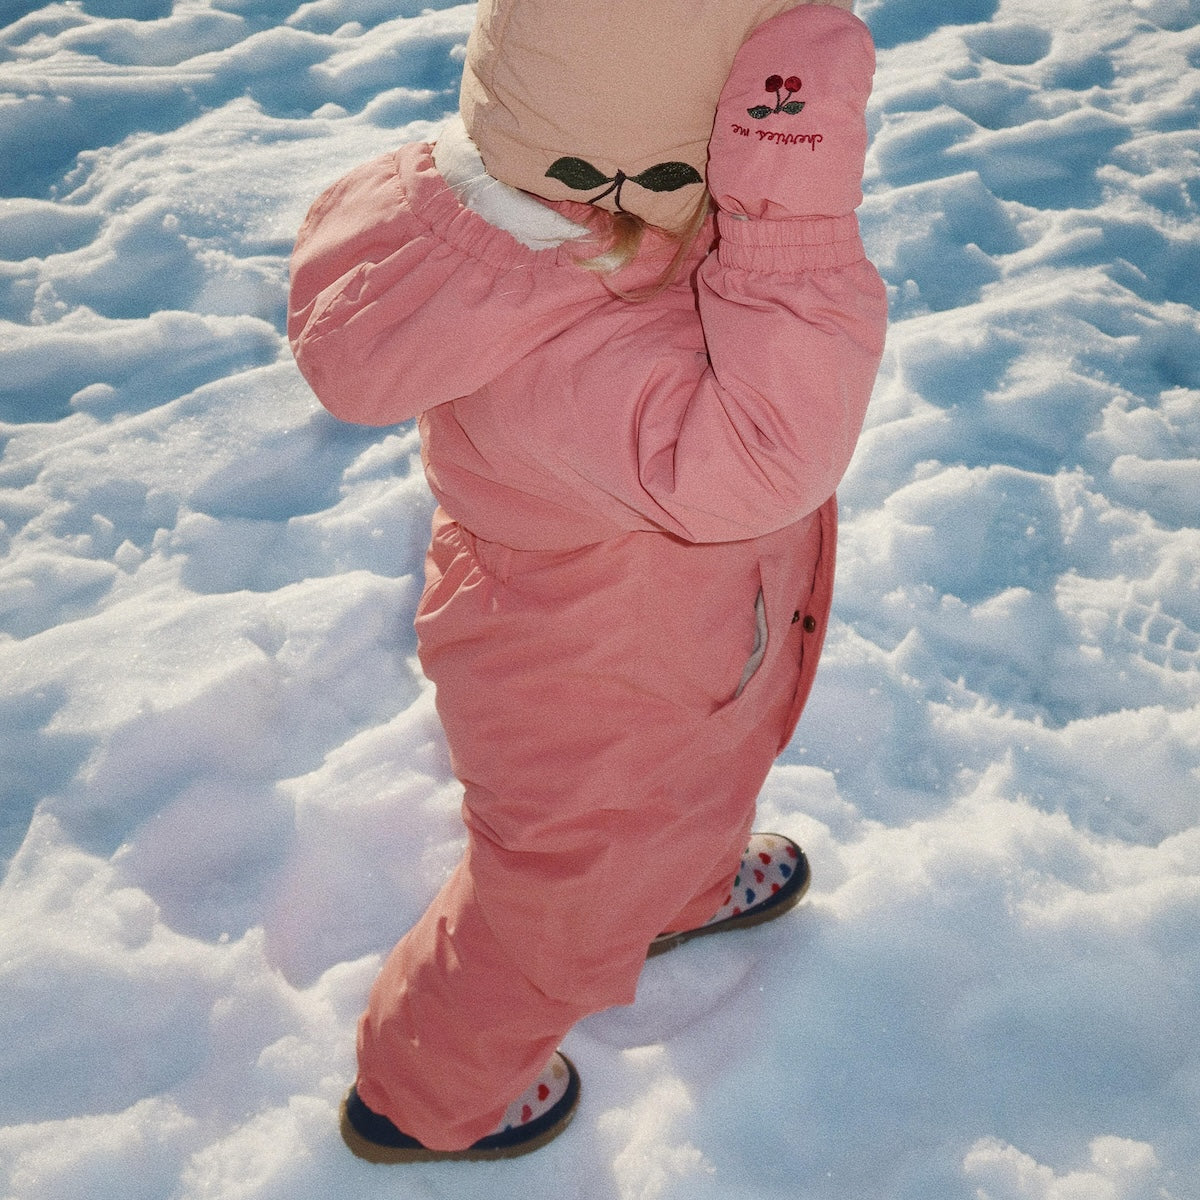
(734, 587, 767, 698)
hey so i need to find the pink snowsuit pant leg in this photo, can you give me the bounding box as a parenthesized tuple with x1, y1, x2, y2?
(354, 757, 761, 1151)
(354, 512, 829, 1151)
(355, 852, 589, 1150)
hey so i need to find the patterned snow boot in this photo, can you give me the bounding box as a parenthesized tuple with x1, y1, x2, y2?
(647, 832, 810, 957)
(340, 1051, 580, 1163)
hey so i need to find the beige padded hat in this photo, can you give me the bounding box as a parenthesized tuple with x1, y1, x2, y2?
(459, 0, 809, 231)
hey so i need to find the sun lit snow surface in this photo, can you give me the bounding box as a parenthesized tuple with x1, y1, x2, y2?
(0, 0, 1198, 1197)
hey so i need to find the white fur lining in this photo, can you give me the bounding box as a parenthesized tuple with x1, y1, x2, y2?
(433, 115, 589, 250)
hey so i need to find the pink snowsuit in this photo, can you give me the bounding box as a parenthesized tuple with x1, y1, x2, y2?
(289, 3, 885, 1152)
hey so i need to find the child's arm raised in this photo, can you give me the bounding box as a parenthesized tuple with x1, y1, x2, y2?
(652, 4, 885, 536)
(537, 4, 886, 540)
(287, 147, 604, 427)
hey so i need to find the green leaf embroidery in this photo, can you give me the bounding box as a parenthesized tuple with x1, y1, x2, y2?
(780, 101, 805, 115)
(545, 157, 612, 190)
(629, 161, 704, 193)
(747, 105, 773, 120)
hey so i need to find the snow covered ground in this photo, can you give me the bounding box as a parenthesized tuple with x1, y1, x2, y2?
(1, 0, 1198, 1196)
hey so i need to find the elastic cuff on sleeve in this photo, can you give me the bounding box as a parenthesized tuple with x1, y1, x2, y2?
(715, 211, 865, 271)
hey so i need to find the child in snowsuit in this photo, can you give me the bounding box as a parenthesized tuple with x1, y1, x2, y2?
(288, 0, 885, 1161)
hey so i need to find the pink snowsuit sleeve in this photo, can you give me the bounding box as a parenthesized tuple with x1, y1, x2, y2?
(287, 5, 886, 543)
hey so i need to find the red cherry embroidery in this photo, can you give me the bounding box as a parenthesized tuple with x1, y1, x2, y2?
(749, 76, 805, 120)
(538, 1083, 550, 1101)
(771, 883, 781, 893)
(521, 1104, 533, 1123)
(759, 852, 772, 865)
(787, 845, 799, 858)
(754, 869, 766, 883)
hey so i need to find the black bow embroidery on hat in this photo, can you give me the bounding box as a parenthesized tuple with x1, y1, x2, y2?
(545, 157, 703, 210)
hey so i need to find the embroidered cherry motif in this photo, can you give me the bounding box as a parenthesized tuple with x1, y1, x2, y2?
(748, 74, 805, 120)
